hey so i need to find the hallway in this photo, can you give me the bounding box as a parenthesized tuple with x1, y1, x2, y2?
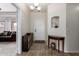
(18, 42, 77, 56)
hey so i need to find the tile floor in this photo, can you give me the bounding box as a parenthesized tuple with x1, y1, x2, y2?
(18, 42, 79, 56)
(0, 42, 79, 56)
(0, 42, 16, 56)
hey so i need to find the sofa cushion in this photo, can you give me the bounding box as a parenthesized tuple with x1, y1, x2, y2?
(3, 32, 8, 36)
(0, 33, 3, 36)
(0, 31, 12, 36)
(7, 32, 12, 36)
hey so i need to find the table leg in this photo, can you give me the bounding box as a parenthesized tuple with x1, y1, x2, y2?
(58, 40, 60, 52)
(48, 38, 50, 48)
(62, 40, 64, 52)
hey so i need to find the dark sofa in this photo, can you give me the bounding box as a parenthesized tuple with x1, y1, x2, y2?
(0, 31, 16, 42)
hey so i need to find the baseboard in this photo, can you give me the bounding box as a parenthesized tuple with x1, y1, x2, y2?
(64, 51, 79, 53)
(34, 40, 45, 43)
(16, 50, 22, 54)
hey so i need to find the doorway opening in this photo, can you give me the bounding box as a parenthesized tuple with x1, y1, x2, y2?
(0, 3, 17, 56)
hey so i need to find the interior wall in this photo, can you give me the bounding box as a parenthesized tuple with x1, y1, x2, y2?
(16, 4, 30, 36)
(47, 3, 66, 50)
(15, 3, 30, 54)
(66, 3, 79, 52)
(21, 7, 30, 35)
(15, 3, 30, 35)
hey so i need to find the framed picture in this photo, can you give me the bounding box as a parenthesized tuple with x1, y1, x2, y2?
(0, 21, 4, 27)
(51, 16, 59, 28)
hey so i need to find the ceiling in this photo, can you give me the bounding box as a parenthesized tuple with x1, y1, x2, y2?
(0, 3, 50, 12)
(0, 3, 17, 12)
(26, 3, 48, 12)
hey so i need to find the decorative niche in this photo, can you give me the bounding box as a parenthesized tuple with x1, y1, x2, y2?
(51, 16, 59, 28)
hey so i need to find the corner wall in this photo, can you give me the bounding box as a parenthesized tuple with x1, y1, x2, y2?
(47, 3, 66, 50)
(15, 3, 30, 36)
(20, 5, 30, 35)
(14, 3, 30, 54)
(19, 3, 30, 35)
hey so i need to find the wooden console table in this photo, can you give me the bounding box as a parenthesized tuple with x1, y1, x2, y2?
(48, 35, 65, 52)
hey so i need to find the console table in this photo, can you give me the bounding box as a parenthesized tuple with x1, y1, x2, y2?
(22, 33, 33, 51)
(48, 35, 65, 52)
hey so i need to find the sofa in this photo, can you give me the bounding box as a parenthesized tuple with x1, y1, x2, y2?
(0, 31, 16, 42)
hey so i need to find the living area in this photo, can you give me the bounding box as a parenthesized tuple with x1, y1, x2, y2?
(0, 3, 17, 55)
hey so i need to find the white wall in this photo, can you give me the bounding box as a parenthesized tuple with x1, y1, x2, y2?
(15, 3, 30, 54)
(16, 4, 30, 35)
(47, 3, 66, 50)
(66, 3, 79, 52)
(48, 3, 66, 36)
(21, 6, 30, 35)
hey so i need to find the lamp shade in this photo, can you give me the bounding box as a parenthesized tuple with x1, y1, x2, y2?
(30, 5, 34, 10)
(37, 7, 41, 10)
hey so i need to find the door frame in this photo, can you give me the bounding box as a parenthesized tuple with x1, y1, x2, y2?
(12, 3, 22, 54)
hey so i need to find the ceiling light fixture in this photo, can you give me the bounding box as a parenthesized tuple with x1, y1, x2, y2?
(30, 3, 41, 12)
(37, 7, 41, 10)
(30, 5, 34, 10)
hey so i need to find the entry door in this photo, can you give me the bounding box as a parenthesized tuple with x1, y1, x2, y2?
(32, 12, 45, 41)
